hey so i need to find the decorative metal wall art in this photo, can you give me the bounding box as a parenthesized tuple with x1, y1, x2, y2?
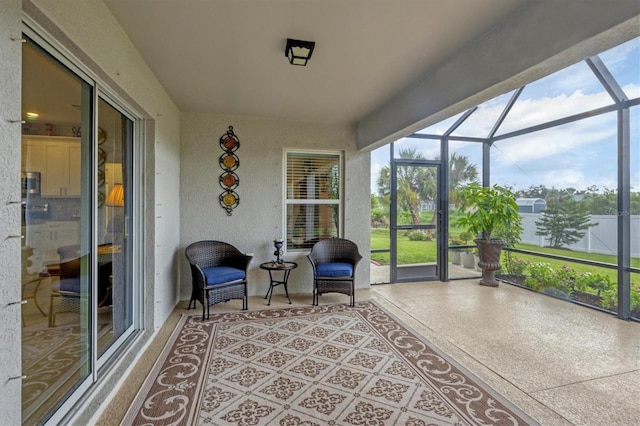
(218, 126, 240, 215)
(97, 127, 107, 207)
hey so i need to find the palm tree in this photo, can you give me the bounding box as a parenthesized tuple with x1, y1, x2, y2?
(449, 152, 479, 208)
(376, 150, 479, 227)
(377, 148, 435, 226)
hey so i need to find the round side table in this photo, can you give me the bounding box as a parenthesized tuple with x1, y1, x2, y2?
(259, 261, 297, 306)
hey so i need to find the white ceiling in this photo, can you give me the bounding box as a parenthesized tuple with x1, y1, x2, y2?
(103, 0, 527, 125)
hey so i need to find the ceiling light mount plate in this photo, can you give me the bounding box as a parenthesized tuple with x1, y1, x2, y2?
(285, 38, 315, 66)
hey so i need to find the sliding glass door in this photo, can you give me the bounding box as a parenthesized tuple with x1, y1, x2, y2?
(21, 36, 136, 424)
(21, 39, 93, 423)
(97, 98, 133, 356)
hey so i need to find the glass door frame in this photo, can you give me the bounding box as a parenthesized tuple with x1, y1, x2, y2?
(92, 90, 139, 368)
(21, 27, 98, 423)
(390, 158, 444, 283)
(23, 20, 143, 425)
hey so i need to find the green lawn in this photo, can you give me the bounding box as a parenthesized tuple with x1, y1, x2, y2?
(371, 228, 437, 264)
(371, 227, 638, 281)
(514, 243, 640, 268)
(370, 227, 639, 314)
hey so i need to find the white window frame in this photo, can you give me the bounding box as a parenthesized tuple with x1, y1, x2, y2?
(283, 149, 343, 252)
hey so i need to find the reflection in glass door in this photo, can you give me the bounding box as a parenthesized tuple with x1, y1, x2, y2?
(390, 160, 441, 282)
(97, 97, 133, 355)
(21, 37, 135, 423)
(21, 39, 93, 424)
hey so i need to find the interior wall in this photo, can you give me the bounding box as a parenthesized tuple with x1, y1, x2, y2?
(0, 1, 24, 422)
(180, 113, 371, 300)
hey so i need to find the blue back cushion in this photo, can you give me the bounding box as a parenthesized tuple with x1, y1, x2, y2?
(59, 277, 82, 293)
(202, 266, 245, 285)
(315, 262, 353, 278)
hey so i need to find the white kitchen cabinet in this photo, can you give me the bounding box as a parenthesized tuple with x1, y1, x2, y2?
(21, 140, 45, 173)
(22, 135, 81, 197)
(68, 143, 82, 195)
(24, 220, 81, 271)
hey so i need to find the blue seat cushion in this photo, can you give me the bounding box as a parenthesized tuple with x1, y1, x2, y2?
(59, 277, 81, 293)
(316, 262, 353, 278)
(202, 266, 245, 285)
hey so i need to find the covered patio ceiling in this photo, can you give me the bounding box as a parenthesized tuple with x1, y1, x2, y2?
(103, 0, 640, 149)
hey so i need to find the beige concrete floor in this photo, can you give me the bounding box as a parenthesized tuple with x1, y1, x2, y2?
(97, 279, 640, 425)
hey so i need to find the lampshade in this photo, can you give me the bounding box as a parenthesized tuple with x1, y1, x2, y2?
(285, 38, 315, 66)
(106, 183, 124, 207)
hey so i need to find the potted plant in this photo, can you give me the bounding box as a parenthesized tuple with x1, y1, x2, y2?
(457, 183, 522, 286)
(449, 238, 463, 265)
(458, 231, 476, 269)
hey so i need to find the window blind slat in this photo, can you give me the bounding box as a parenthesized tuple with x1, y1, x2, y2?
(285, 152, 342, 250)
(286, 153, 340, 201)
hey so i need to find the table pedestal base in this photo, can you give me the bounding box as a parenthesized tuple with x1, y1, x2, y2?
(260, 262, 297, 306)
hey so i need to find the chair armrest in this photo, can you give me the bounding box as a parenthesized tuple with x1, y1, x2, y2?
(307, 254, 318, 276)
(224, 252, 253, 271)
(189, 262, 207, 289)
(241, 253, 253, 270)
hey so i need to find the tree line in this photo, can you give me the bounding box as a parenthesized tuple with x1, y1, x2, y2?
(516, 184, 640, 216)
(371, 149, 639, 249)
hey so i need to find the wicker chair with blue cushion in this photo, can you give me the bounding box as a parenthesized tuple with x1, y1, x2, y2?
(307, 238, 362, 307)
(48, 244, 115, 327)
(185, 240, 252, 320)
(49, 245, 82, 327)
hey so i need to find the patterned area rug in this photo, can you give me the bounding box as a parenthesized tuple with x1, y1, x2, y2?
(124, 301, 537, 425)
(22, 325, 85, 422)
(22, 322, 111, 423)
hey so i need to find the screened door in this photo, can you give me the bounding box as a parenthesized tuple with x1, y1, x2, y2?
(390, 160, 441, 282)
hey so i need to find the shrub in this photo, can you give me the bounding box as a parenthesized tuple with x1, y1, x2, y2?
(371, 209, 387, 227)
(524, 262, 556, 290)
(511, 261, 639, 316)
(600, 281, 640, 313)
(631, 284, 640, 314)
(600, 287, 617, 311)
(576, 272, 613, 297)
(450, 238, 463, 247)
(504, 257, 528, 276)
(407, 230, 432, 241)
(459, 231, 474, 244)
(555, 265, 578, 294)
(495, 224, 524, 278)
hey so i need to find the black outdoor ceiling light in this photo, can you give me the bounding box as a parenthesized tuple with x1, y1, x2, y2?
(285, 38, 315, 66)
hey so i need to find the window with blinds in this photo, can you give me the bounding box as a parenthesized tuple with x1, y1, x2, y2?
(285, 151, 342, 250)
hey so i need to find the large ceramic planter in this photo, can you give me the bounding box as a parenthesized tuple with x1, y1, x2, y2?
(451, 251, 461, 265)
(461, 252, 476, 269)
(475, 238, 505, 287)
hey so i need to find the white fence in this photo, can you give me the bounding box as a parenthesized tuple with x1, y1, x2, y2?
(520, 213, 640, 257)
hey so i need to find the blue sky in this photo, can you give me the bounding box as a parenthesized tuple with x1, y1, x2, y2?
(371, 37, 640, 195)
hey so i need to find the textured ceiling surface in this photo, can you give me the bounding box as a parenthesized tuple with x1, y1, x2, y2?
(103, 0, 526, 124)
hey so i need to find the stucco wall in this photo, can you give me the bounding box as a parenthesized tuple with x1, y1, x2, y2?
(0, 0, 183, 423)
(0, 1, 24, 422)
(180, 113, 371, 300)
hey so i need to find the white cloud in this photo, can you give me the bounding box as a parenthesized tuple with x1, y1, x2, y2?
(623, 83, 640, 100)
(538, 169, 587, 189)
(369, 72, 638, 194)
(491, 114, 616, 165)
(496, 89, 615, 135)
(370, 161, 384, 193)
